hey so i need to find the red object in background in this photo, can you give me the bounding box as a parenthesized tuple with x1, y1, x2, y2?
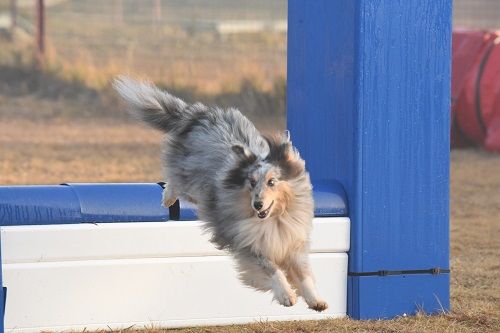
(452, 29, 500, 152)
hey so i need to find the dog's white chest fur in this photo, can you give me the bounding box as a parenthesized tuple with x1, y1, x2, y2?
(234, 217, 309, 264)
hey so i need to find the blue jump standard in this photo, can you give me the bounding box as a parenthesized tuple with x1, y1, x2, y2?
(288, 0, 451, 319)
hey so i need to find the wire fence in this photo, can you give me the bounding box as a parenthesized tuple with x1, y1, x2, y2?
(7, 0, 287, 93)
(1, 0, 499, 94)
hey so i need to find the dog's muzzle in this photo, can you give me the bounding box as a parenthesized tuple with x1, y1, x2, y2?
(257, 201, 274, 219)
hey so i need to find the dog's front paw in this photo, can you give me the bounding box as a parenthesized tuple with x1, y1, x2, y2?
(161, 184, 178, 208)
(274, 289, 297, 307)
(162, 197, 177, 208)
(308, 299, 328, 312)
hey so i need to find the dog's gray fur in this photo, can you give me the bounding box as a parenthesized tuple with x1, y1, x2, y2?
(114, 76, 328, 311)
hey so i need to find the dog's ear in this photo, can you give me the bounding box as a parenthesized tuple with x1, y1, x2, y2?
(264, 134, 305, 180)
(232, 144, 248, 157)
(284, 130, 291, 143)
(231, 144, 257, 162)
(224, 145, 257, 189)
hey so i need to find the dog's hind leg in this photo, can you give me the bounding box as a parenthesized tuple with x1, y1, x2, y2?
(288, 254, 328, 312)
(161, 182, 178, 208)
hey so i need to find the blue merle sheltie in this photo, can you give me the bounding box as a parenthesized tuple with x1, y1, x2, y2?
(114, 77, 327, 311)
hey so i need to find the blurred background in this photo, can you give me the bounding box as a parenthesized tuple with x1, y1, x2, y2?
(0, 1, 498, 331)
(0, 0, 498, 184)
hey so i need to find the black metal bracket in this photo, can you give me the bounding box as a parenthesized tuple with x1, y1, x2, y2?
(349, 268, 450, 277)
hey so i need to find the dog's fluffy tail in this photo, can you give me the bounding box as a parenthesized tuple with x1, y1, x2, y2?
(113, 76, 190, 133)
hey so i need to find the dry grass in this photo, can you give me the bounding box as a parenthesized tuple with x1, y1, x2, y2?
(0, 115, 498, 332)
(0, 119, 163, 184)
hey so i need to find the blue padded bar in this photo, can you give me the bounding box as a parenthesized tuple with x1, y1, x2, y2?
(176, 180, 349, 221)
(177, 200, 198, 221)
(0, 185, 81, 226)
(313, 180, 348, 217)
(0, 182, 345, 224)
(63, 183, 169, 223)
(0, 184, 169, 226)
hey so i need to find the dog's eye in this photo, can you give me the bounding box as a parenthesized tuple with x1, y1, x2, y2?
(267, 178, 276, 187)
(249, 179, 257, 187)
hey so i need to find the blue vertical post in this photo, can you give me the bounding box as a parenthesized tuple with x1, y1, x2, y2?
(288, 0, 451, 319)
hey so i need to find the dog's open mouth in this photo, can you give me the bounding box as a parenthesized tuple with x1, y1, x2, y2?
(257, 201, 274, 219)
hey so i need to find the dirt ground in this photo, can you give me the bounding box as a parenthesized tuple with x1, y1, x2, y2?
(0, 113, 499, 332)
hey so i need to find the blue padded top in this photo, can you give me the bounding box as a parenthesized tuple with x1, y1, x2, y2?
(0, 183, 169, 226)
(172, 200, 198, 221)
(63, 183, 169, 223)
(0, 185, 81, 226)
(0, 181, 347, 225)
(312, 180, 349, 217)
(174, 179, 348, 220)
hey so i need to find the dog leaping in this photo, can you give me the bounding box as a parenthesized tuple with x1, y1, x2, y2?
(114, 76, 328, 311)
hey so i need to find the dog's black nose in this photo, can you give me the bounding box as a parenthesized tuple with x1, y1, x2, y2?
(254, 201, 263, 210)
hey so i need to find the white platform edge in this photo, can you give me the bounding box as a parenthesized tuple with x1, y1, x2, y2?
(1, 217, 350, 263)
(3, 254, 348, 332)
(1, 218, 350, 332)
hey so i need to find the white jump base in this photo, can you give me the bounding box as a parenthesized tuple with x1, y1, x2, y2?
(1, 217, 349, 332)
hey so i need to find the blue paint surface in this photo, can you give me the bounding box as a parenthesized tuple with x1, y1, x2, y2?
(313, 180, 348, 217)
(0, 184, 169, 225)
(0, 185, 81, 226)
(0, 287, 4, 333)
(63, 183, 168, 223)
(348, 274, 450, 319)
(353, 0, 451, 273)
(288, 0, 451, 318)
(177, 200, 198, 221)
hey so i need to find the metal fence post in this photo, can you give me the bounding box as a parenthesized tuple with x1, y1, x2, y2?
(35, 0, 45, 62)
